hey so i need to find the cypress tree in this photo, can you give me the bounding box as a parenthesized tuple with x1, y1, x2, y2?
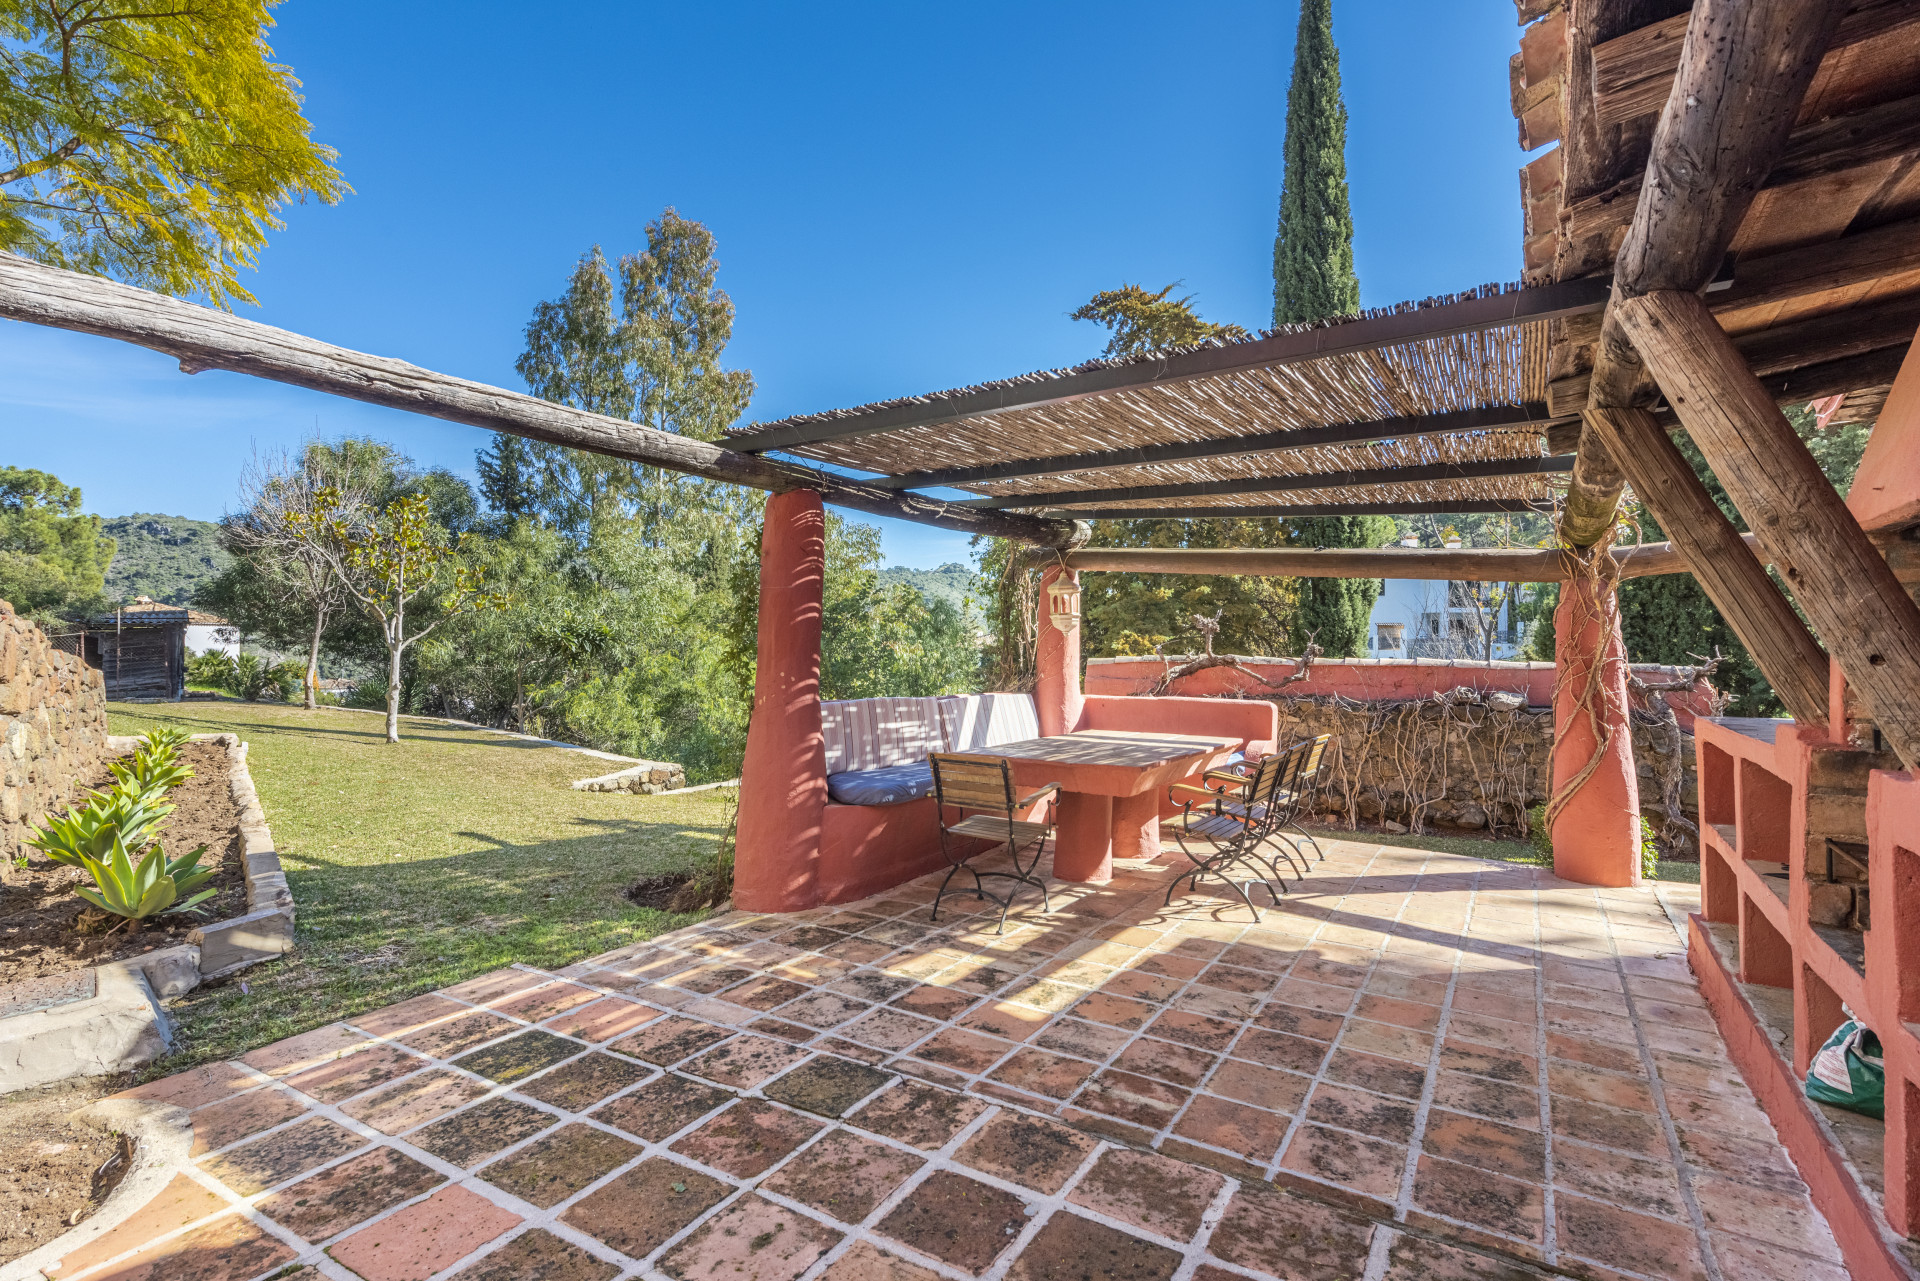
(1273, 0, 1380, 655)
(1272, 0, 1360, 327)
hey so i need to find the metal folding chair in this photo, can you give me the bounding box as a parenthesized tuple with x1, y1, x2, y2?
(1165, 748, 1303, 920)
(928, 753, 1059, 933)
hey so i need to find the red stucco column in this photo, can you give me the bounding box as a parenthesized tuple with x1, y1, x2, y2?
(733, 490, 829, 913)
(1035, 566, 1085, 738)
(1549, 572, 1642, 886)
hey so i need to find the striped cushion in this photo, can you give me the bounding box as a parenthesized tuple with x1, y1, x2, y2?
(938, 692, 1040, 752)
(821, 697, 946, 774)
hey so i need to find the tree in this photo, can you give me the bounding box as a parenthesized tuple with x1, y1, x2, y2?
(475, 433, 540, 524)
(0, 465, 113, 615)
(1285, 514, 1395, 656)
(1271, 0, 1360, 326)
(295, 489, 500, 743)
(217, 445, 377, 709)
(0, 0, 346, 306)
(514, 211, 756, 544)
(1070, 284, 1249, 358)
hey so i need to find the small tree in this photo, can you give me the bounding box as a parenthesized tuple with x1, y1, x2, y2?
(296, 489, 501, 742)
(1070, 284, 1249, 358)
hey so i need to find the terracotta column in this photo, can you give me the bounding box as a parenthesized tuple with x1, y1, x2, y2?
(1035, 566, 1084, 737)
(1549, 573, 1643, 886)
(733, 490, 829, 913)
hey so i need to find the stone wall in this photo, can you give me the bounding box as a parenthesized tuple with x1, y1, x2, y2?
(1, 600, 109, 871)
(1263, 689, 1699, 855)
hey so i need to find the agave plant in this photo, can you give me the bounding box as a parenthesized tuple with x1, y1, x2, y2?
(73, 835, 216, 927)
(109, 750, 195, 800)
(138, 727, 192, 755)
(26, 790, 172, 867)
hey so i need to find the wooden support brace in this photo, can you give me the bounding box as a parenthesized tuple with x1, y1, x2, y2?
(1581, 406, 1830, 729)
(1616, 290, 1920, 770)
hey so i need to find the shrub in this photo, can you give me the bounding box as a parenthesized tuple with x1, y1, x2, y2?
(187, 650, 236, 690)
(185, 650, 301, 701)
(73, 834, 216, 927)
(27, 790, 171, 866)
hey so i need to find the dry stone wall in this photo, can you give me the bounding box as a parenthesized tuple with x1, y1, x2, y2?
(0, 600, 108, 872)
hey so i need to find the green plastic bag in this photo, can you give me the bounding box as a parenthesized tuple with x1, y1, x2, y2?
(1805, 1019, 1885, 1118)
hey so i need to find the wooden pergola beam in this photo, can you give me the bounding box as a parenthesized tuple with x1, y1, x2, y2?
(0, 253, 1086, 550)
(1620, 290, 1920, 765)
(1021, 500, 1552, 521)
(962, 455, 1574, 511)
(724, 278, 1612, 454)
(870, 403, 1558, 491)
(1055, 537, 1741, 582)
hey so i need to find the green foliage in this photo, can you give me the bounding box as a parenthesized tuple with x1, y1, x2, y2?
(1079, 517, 1298, 658)
(1285, 514, 1395, 656)
(1640, 817, 1660, 881)
(26, 787, 170, 866)
(100, 514, 230, 604)
(1272, 0, 1360, 326)
(878, 563, 979, 618)
(73, 834, 215, 925)
(0, 0, 346, 306)
(108, 749, 192, 798)
(1070, 284, 1249, 358)
(1528, 803, 1551, 864)
(0, 465, 114, 614)
(184, 649, 301, 701)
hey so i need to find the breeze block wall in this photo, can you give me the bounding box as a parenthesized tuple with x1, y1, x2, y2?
(0, 599, 109, 870)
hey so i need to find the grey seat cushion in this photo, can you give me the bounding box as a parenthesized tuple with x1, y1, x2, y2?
(827, 761, 936, 806)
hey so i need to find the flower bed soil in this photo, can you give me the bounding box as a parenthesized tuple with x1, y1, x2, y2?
(0, 740, 246, 981)
(0, 1078, 130, 1265)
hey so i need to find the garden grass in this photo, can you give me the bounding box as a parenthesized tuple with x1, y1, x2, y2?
(106, 700, 735, 1075)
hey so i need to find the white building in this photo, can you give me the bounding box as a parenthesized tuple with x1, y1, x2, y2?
(1364, 539, 1525, 661)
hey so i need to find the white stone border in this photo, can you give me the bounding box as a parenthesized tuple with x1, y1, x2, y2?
(0, 733, 292, 1093)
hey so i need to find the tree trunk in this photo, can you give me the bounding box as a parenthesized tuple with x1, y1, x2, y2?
(386, 644, 402, 744)
(304, 604, 326, 711)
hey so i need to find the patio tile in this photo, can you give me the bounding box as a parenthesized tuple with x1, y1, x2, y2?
(341, 1068, 490, 1135)
(1144, 1009, 1240, 1051)
(1103, 969, 1183, 1004)
(1420, 1110, 1547, 1182)
(1430, 1069, 1540, 1130)
(330, 1184, 522, 1281)
(1207, 1184, 1376, 1280)
(763, 1056, 893, 1117)
(1548, 1061, 1658, 1112)
(1204, 1058, 1312, 1113)
(199, 1115, 367, 1194)
(912, 1027, 1013, 1074)
(1439, 1042, 1536, 1084)
(1111, 1036, 1215, 1086)
(753, 1016, 821, 1043)
(671, 1100, 823, 1177)
(1075, 1070, 1188, 1129)
(1550, 1096, 1669, 1159)
(453, 1029, 583, 1083)
(891, 984, 979, 1021)
(560, 1157, 730, 1259)
(520, 1051, 651, 1109)
(592, 1073, 736, 1141)
(1305, 1081, 1417, 1143)
(258, 1145, 444, 1241)
(685, 1034, 812, 1088)
(762, 1128, 925, 1222)
(1172, 1093, 1289, 1159)
(1251, 1001, 1345, 1041)
(1710, 1234, 1851, 1281)
(1340, 1019, 1434, 1064)
(1067, 1147, 1222, 1242)
(954, 1112, 1098, 1193)
(610, 1015, 735, 1065)
(1071, 991, 1156, 1030)
(960, 1000, 1051, 1041)
(397, 1009, 518, 1058)
(494, 981, 601, 1023)
(445, 968, 548, 1004)
(779, 989, 874, 1028)
(819, 1240, 945, 1281)
(284, 1043, 425, 1104)
(478, 1122, 643, 1207)
(1033, 1017, 1131, 1060)
(851, 1080, 989, 1148)
(409, 1096, 559, 1166)
(354, 993, 468, 1038)
(1690, 1174, 1842, 1258)
(1551, 1138, 1686, 1219)
(1555, 1193, 1708, 1280)
(845, 1008, 941, 1052)
(1278, 1122, 1406, 1199)
(1008, 1211, 1182, 1281)
(73, 1210, 296, 1281)
(110, 1060, 265, 1111)
(1379, 1232, 1541, 1281)
(660, 1193, 843, 1281)
(989, 1048, 1098, 1100)
(1411, 1155, 1544, 1245)
(1230, 1027, 1329, 1074)
(875, 1170, 1030, 1275)
(37, 1171, 227, 1279)
(241, 1023, 370, 1077)
(1323, 1047, 1427, 1100)
(445, 1229, 620, 1281)
(186, 1087, 308, 1155)
(1674, 1127, 1806, 1192)
(542, 995, 660, 1042)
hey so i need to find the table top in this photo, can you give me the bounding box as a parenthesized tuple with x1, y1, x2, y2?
(972, 730, 1241, 772)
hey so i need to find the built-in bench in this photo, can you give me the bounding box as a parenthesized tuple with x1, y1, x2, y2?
(822, 693, 1040, 805)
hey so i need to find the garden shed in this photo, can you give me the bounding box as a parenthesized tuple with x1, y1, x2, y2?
(83, 599, 187, 702)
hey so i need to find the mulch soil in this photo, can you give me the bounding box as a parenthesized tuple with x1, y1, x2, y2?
(0, 1077, 131, 1265)
(0, 740, 247, 981)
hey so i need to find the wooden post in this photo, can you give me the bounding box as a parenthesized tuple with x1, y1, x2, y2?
(1616, 290, 1920, 772)
(1580, 406, 1830, 729)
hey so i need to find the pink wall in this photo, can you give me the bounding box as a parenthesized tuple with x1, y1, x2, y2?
(1086, 655, 1717, 729)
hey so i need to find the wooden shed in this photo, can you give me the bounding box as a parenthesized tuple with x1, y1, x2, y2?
(84, 600, 188, 702)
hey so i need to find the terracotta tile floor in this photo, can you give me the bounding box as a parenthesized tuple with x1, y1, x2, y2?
(47, 837, 1850, 1281)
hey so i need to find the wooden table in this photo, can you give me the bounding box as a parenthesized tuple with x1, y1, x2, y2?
(976, 730, 1243, 884)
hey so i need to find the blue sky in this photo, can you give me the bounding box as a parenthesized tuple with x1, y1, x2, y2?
(1, 1, 1533, 567)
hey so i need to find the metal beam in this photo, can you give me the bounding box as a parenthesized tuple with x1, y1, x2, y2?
(869, 403, 1559, 491)
(1016, 500, 1554, 521)
(726, 277, 1613, 454)
(961, 455, 1575, 511)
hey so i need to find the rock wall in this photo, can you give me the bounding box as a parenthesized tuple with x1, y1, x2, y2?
(1264, 690, 1699, 855)
(1, 601, 109, 872)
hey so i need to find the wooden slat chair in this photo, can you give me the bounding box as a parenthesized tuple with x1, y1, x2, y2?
(928, 753, 1060, 932)
(1188, 732, 1334, 873)
(1165, 748, 1303, 920)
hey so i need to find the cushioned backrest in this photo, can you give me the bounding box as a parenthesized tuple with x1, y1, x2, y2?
(938, 692, 1040, 752)
(820, 697, 946, 774)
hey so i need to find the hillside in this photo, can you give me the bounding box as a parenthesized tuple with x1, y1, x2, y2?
(101, 513, 230, 605)
(878, 562, 978, 616)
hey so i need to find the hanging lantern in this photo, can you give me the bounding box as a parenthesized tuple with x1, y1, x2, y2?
(1046, 574, 1082, 634)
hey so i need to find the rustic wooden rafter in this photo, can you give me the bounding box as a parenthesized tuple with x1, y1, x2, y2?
(1027, 500, 1552, 521)
(962, 456, 1574, 511)
(1054, 537, 1744, 583)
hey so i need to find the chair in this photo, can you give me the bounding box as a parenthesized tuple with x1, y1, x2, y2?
(1165, 748, 1303, 920)
(1277, 734, 1333, 864)
(928, 753, 1059, 932)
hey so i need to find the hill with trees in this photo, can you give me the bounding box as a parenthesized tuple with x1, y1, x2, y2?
(877, 563, 979, 617)
(101, 514, 230, 604)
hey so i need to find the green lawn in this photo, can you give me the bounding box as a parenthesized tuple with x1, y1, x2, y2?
(106, 701, 734, 1074)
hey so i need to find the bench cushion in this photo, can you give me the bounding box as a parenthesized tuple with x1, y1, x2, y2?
(821, 697, 945, 774)
(826, 761, 937, 806)
(939, 692, 1041, 752)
